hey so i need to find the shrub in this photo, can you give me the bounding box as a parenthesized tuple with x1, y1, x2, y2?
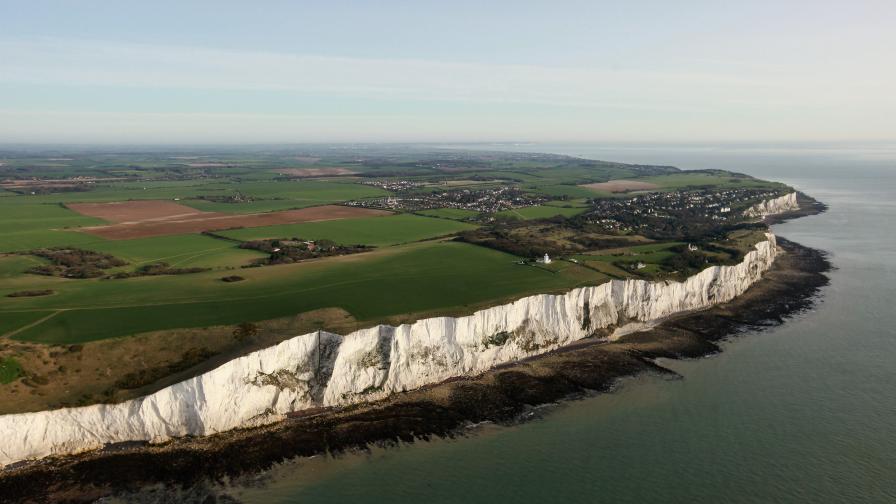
(110, 262, 210, 279)
(25, 247, 127, 278)
(6, 289, 54, 298)
(0, 357, 23, 384)
(233, 322, 259, 342)
(482, 331, 511, 348)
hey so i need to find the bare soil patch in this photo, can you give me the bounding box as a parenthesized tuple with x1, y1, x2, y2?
(66, 200, 204, 223)
(275, 167, 359, 177)
(582, 179, 660, 193)
(75, 204, 390, 239)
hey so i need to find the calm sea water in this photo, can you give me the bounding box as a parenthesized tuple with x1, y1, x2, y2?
(223, 144, 896, 504)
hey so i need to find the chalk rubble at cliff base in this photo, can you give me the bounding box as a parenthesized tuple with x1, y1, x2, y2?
(0, 231, 782, 468)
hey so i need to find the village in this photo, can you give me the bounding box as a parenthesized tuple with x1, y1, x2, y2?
(346, 185, 548, 213)
(579, 187, 785, 235)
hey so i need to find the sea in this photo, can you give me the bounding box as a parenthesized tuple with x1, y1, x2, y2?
(211, 143, 896, 503)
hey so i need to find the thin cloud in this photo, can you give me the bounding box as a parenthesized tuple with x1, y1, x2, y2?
(0, 37, 892, 142)
(1, 37, 799, 109)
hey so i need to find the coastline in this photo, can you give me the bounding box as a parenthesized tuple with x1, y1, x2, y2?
(0, 229, 831, 502)
(0, 233, 781, 467)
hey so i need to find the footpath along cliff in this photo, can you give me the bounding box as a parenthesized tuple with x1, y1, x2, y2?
(0, 232, 780, 468)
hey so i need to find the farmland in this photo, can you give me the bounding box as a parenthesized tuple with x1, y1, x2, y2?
(73, 203, 391, 239)
(497, 204, 587, 220)
(0, 146, 798, 411)
(619, 171, 785, 192)
(218, 213, 476, 246)
(415, 208, 480, 221)
(86, 234, 267, 269)
(2, 241, 604, 343)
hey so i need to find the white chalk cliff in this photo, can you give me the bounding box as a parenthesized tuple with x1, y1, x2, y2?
(744, 192, 799, 218)
(0, 234, 781, 468)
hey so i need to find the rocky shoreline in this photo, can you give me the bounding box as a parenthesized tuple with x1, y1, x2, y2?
(0, 230, 831, 503)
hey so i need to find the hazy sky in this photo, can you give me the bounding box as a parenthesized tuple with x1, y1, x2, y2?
(1, 1, 894, 144)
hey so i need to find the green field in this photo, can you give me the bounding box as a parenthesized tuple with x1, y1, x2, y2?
(573, 242, 684, 264)
(86, 234, 267, 269)
(640, 172, 788, 191)
(415, 208, 480, 221)
(578, 171, 789, 198)
(0, 310, 56, 338)
(1, 241, 604, 343)
(0, 180, 385, 216)
(217, 213, 476, 247)
(0, 255, 49, 278)
(0, 150, 785, 352)
(180, 180, 386, 213)
(0, 179, 388, 254)
(0, 200, 105, 252)
(527, 184, 600, 199)
(498, 205, 586, 220)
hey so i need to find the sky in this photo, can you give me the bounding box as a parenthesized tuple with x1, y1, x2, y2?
(1, 0, 894, 144)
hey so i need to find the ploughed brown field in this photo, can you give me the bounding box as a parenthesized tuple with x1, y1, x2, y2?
(275, 167, 358, 177)
(67, 200, 391, 239)
(582, 179, 660, 193)
(67, 200, 206, 223)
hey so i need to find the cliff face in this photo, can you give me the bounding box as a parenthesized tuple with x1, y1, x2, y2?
(744, 192, 799, 218)
(0, 235, 779, 468)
